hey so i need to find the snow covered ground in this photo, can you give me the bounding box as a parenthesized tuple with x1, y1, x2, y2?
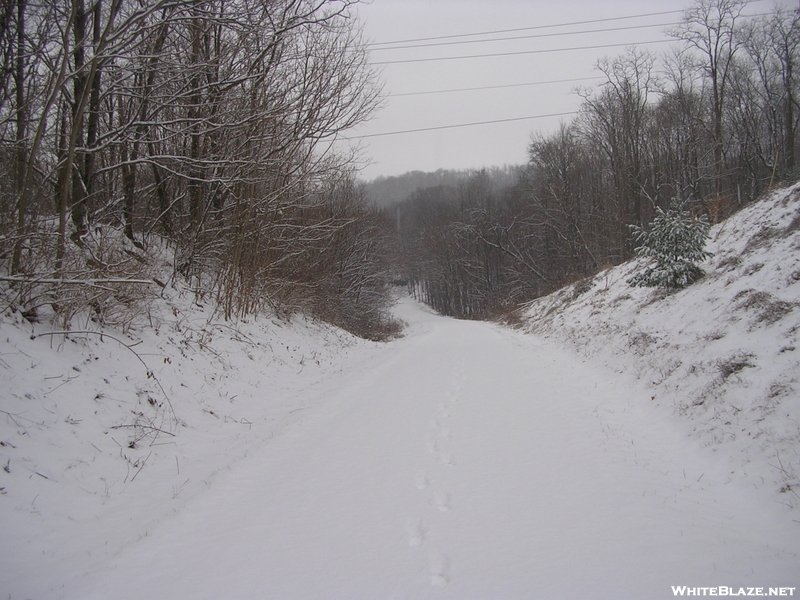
(2, 184, 800, 599)
(0, 286, 387, 598)
(517, 182, 800, 512)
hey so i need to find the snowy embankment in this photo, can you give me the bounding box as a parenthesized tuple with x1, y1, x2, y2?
(517, 182, 800, 506)
(0, 285, 387, 597)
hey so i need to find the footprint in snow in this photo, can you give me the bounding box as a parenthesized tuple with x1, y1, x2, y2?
(425, 436, 439, 454)
(434, 490, 450, 512)
(428, 550, 450, 588)
(415, 471, 430, 490)
(438, 452, 456, 467)
(405, 516, 426, 547)
(431, 417, 447, 431)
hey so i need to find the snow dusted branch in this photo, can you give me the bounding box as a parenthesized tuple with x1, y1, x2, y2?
(0, 276, 154, 285)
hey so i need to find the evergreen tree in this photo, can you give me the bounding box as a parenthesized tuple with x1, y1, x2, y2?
(628, 199, 713, 288)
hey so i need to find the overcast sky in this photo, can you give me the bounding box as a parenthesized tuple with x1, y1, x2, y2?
(342, 0, 793, 181)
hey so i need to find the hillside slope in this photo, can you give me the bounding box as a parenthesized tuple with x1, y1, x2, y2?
(517, 183, 800, 505)
(0, 283, 386, 596)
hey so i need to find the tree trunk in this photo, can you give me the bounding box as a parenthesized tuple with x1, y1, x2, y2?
(11, 0, 27, 274)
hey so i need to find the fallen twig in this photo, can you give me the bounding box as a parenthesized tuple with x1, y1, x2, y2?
(111, 424, 175, 437)
(130, 451, 152, 482)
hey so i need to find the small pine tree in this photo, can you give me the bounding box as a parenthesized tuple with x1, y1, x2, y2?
(627, 199, 713, 289)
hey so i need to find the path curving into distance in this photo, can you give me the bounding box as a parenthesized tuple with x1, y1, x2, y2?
(64, 297, 799, 600)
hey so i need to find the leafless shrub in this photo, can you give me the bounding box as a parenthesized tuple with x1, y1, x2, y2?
(543, 296, 568, 318)
(652, 357, 682, 384)
(717, 351, 756, 379)
(732, 288, 756, 303)
(758, 300, 795, 325)
(703, 329, 727, 341)
(611, 293, 633, 306)
(784, 210, 800, 236)
(496, 307, 527, 328)
(771, 451, 800, 508)
(569, 277, 595, 300)
(734, 289, 795, 326)
(716, 255, 742, 272)
(742, 262, 764, 276)
(736, 289, 772, 309)
(637, 286, 674, 310)
(761, 380, 792, 416)
(744, 226, 782, 253)
(628, 330, 658, 356)
(3, 224, 159, 332)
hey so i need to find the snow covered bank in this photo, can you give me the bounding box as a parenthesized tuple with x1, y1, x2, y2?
(0, 284, 386, 598)
(517, 183, 800, 508)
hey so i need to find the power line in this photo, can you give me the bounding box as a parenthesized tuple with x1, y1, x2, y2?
(391, 76, 604, 98)
(344, 112, 578, 140)
(368, 10, 683, 47)
(371, 21, 679, 52)
(373, 39, 672, 66)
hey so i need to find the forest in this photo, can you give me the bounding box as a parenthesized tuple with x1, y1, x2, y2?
(1, 0, 798, 332)
(0, 0, 398, 339)
(387, 1, 800, 318)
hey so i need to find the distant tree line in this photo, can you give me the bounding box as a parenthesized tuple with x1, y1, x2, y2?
(392, 0, 800, 318)
(0, 0, 396, 338)
(365, 166, 518, 209)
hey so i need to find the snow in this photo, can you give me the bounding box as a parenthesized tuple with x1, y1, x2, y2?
(518, 182, 800, 509)
(2, 185, 800, 599)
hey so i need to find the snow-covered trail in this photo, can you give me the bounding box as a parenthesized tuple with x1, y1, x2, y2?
(63, 298, 798, 599)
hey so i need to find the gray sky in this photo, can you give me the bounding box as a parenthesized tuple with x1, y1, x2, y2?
(342, 0, 790, 180)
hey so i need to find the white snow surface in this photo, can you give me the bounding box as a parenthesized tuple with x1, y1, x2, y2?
(518, 182, 800, 511)
(2, 185, 800, 599)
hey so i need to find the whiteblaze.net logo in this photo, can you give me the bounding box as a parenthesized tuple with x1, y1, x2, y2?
(672, 587, 796, 597)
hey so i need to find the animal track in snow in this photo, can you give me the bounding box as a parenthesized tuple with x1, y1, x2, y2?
(405, 516, 426, 547)
(428, 550, 450, 588)
(414, 471, 430, 490)
(425, 435, 439, 454)
(431, 417, 449, 432)
(451, 362, 466, 392)
(435, 406, 450, 420)
(438, 452, 456, 467)
(407, 373, 459, 590)
(433, 490, 450, 512)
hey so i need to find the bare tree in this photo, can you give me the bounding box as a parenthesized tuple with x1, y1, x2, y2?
(739, 7, 800, 181)
(0, 0, 387, 334)
(670, 0, 748, 200)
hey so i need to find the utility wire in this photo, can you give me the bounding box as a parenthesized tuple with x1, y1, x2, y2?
(372, 21, 679, 52)
(368, 10, 684, 47)
(344, 112, 578, 139)
(373, 39, 672, 65)
(391, 76, 604, 98)
(353, 4, 778, 142)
